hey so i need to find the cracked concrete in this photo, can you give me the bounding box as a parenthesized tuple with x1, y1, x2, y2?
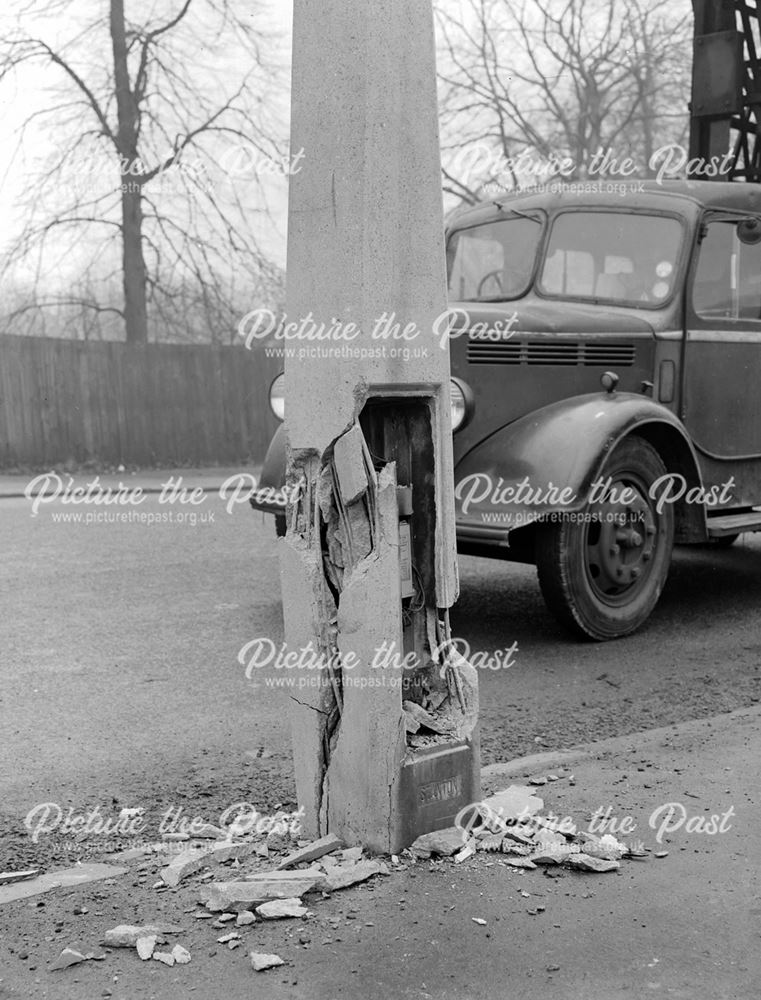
(279, 0, 478, 852)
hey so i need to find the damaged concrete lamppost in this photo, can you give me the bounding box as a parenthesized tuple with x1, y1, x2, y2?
(279, 0, 479, 854)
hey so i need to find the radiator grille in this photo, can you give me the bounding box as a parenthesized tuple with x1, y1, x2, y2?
(467, 340, 637, 367)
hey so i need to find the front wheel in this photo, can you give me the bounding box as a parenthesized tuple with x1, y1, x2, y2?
(535, 436, 674, 641)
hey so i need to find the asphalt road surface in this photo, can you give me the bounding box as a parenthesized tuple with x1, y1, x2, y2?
(2, 484, 761, 866)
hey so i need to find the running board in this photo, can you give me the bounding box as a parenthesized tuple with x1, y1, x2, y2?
(707, 513, 761, 537)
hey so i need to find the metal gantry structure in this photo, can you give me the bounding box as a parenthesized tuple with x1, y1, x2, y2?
(691, 0, 761, 180)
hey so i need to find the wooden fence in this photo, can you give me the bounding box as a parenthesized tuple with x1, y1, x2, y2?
(0, 335, 282, 468)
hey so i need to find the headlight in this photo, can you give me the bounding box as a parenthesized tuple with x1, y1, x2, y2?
(269, 373, 285, 421)
(450, 377, 473, 432)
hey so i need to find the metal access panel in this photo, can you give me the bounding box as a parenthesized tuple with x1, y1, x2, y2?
(397, 741, 480, 847)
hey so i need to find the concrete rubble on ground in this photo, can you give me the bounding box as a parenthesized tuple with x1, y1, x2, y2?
(250, 951, 285, 971)
(409, 782, 634, 877)
(102, 923, 185, 948)
(0, 868, 39, 885)
(36, 777, 662, 977)
(203, 869, 327, 912)
(409, 827, 466, 858)
(160, 840, 258, 887)
(50, 943, 107, 971)
(256, 898, 308, 919)
(135, 935, 157, 960)
(276, 833, 344, 870)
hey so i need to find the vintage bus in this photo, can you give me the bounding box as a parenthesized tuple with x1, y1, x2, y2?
(251, 180, 761, 640)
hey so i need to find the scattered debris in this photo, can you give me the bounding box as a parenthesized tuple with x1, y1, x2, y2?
(0, 869, 39, 886)
(454, 841, 477, 864)
(477, 833, 504, 852)
(323, 860, 384, 891)
(479, 786, 544, 825)
(102, 924, 184, 948)
(340, 846, 363, 863)
(204, 869, 326, 912)
(535, 829, 567, 849)
(256, 898, 308, 919)
(529, 847, 576, 865)
(410, 827, 465, 858)
(502, 826, 537, 847)
(265, 830, 291, 853)
(136, 936, 157, 961)
(403, 700, 456, 735)
(250, 951, 285, 971)
(51, 946, 91, 971)
(503, 856, 537, 869)
(160, 841, 257, 887)
(567, 854, 620, 873)
(276, 834, 344, 870)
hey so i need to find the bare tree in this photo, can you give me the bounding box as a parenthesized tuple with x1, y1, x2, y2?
(435, 0, 693, 205)
(0, 0, 286, 343)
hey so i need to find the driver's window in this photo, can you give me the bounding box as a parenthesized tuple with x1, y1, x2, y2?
(446, 216, 541, 301)
(693, 220, 761, 321)
(448, 229, 504, 300)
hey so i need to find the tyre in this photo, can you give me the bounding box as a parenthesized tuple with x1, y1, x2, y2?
(535, 436, 674, 641)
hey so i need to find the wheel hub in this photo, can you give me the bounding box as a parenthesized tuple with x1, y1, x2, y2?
(586, 489, 657, 597)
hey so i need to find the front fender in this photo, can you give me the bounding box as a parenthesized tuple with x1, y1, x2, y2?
(249, 422, 287, 514)
(454, 392, 705, 541)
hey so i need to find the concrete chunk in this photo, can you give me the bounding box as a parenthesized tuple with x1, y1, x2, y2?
(136, 935, 157, 960)
(160, 841, 257, 887)
(0, 869, 39, 885)
(204, 870, 326, 912)
(479, 786, 544, 826)
(50, 947, 88, 971)
(102, 924, 184, 948)
(529, 846, 576, 865)
(567, 853, 621, 873)
(172, 944, 191, 965)
(251, 951, 285, 971)
(503, 856, 538, 869)
(276, 833, 343, 870)
(410, 827, 465, 858)
(323, 859, 383, 890)
(333, 423, 370, 503)
(256, 898, 308, 919)
(159, 847, 209, 887)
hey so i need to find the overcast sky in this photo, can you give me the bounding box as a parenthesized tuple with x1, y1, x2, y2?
(0, 0, 295, 264)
